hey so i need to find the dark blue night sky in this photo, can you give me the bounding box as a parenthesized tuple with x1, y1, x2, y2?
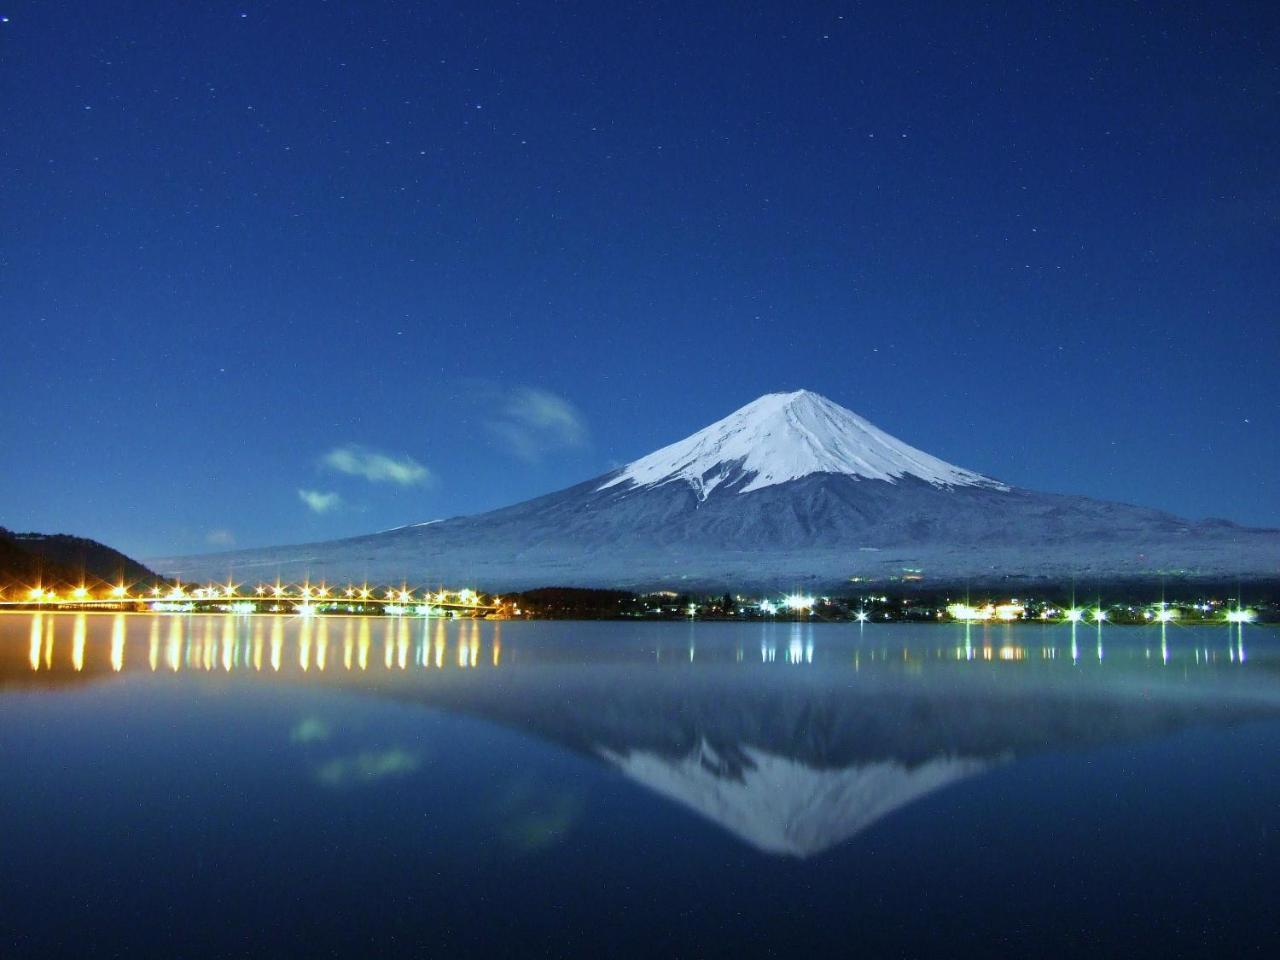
(1, 1, 1277, 557)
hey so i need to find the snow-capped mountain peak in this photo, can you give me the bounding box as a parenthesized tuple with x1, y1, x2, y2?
(598, 389, 1005, 499)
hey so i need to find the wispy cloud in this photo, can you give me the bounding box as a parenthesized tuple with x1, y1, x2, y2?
(322, 445, 431, 486)
(315, 748, 421, 788)
(298, 488, 343, 514)
(206, 529, 235, 547)
(488, 387, 588, 462)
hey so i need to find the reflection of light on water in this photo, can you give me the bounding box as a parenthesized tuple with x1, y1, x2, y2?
(72, 614, 87, 671)
(316, 618, 329, 671)
(29, 613, 42, 671)
(12, 612, 1265, 681)
(167, 617, 183, 671)
(416, 618, 429, 668)
(783, 623, 814, 665)
(299, 616, 313, 672)
(111, 614, 126, 672)
(201, 618, 215, 670)
(1070, 622, 1078, 665)
(222, 615, 235, 672)
(149, 617, 161, 671)
(253, 618, 264, 671)
(270, 617, 283, 672)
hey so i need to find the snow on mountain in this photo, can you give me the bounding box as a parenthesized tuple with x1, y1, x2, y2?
(598, 389, 1006, 500)
(377, 519, 443, 534)
(602, 740, 991, 857)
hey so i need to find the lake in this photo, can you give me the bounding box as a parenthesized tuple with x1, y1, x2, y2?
(1, 612, 1277, 958)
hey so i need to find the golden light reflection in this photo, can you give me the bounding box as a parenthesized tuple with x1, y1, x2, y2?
(342, 618, 354, 671)
(166, 616, 183, 671)
(202, 618, 216, 671)
(29, 613, 42, 671)
(221, 615, 235, 672)
(317, 618, 330, 672)
(397, 618, 410, 670)
(110, 614, 126, 671)
(270, 617, 283, 671)
(72, 614, 87, 671)
(358, 618, 371, 670)
(433, 617, 446, 668)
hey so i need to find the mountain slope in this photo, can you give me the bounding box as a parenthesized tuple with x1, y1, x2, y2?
(153, 390, 1280, 589)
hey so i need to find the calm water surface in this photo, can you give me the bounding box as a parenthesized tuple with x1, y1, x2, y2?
(1, 612, 1278, 958)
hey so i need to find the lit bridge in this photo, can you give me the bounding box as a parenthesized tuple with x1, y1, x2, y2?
(0, 582, 503, 618)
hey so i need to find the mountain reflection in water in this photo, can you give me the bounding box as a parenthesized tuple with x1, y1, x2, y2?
(3, 612, 1275, 859)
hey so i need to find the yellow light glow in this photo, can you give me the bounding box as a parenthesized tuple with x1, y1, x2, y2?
(783, 593, 815, 611)
(946, 603, 993, 622)
(110, 614, 126, 671)
(72, 615, 87, 671)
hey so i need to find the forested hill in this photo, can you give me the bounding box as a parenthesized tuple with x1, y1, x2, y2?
(0, 527, 158, 586)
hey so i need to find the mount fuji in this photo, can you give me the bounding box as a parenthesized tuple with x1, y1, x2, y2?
(156, 390, 1279, 590)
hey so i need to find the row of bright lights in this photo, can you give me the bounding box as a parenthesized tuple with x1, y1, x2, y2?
(945, 602, 1256, 624)
(18, 584, 489, 606)
(760, 596, 1256, 624)
(13, 586, 1261, 625)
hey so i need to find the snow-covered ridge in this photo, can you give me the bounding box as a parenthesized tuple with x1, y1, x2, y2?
(377, 519, 442, 534)
(602, 740, 991, 857)
(599, 389, 1006, 499)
